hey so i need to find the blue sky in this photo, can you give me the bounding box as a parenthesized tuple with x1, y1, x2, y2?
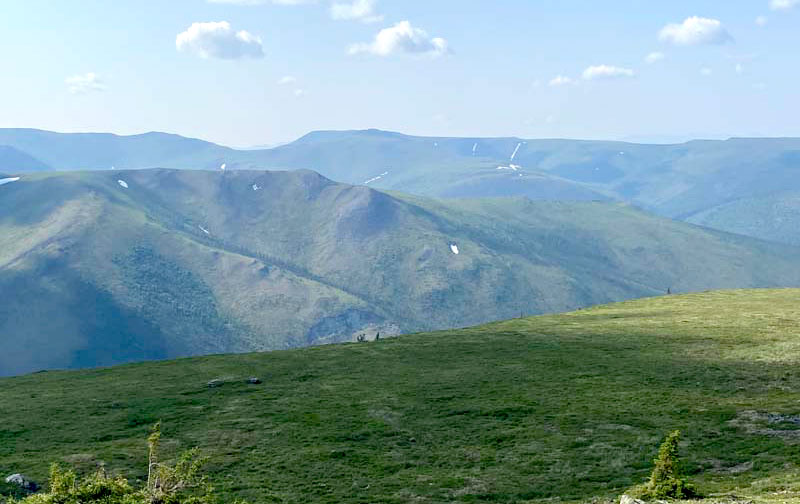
(0, 0, 798, 146)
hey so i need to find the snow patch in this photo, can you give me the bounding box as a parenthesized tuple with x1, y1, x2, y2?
(434, 142, 438, 147)
(363, 171, 389, 185)
(199, 225, 210, 235)
(496, 165, 520, 171)
(0, 177, 21, 186)
(252, 184, 260, 191)
(117, 180, 129, 188)
(449, 243, 459, 255)
(220, 163, 226, 171)
(510, 142, 522, 161)
(472, 142, 478, 155)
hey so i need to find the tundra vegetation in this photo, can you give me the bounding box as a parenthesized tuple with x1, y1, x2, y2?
(2, 290, 800, 503)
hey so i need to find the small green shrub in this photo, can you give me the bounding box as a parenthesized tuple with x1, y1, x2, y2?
(626, 430, 699, 500)
(7, 423, 243, 504)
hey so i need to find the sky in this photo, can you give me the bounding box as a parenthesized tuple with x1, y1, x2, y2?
(0, 0, 798, 147)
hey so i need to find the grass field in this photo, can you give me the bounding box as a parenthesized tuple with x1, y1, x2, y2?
(3, 289, 800, 503)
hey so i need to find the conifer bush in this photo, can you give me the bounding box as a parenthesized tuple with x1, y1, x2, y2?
(5, 423, 242, 504)
(627, 430, 699, 500)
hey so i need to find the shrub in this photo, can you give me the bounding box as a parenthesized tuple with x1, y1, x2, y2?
(7, 423, 242, 504)
(627, 430, 699, 500)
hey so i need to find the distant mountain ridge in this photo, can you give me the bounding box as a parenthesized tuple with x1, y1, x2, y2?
(2, 128, 800, 244)
(3, 168, 800, 376)
(0, 145, 50, 172)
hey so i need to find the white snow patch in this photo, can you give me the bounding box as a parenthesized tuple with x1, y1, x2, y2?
(220, 163, 226, 171)
(363, 171, 389, 185)
(117, 180, 129, 188)
(472, 142, 478, 155)
(510, 142, 522, 161)
(496, 165, 520, 171)
(199, 225, 210, 235)
(449, 243, 460, 255)
(0, 177, 21, 186)
(252, 184, 260, 191)
(434, 142, 438, 147)
(619, 151, 625, 155)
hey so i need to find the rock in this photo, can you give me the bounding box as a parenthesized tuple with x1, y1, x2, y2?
(620, 495, 644, 504)
(5, 474, 38, 491)
(247, 377, 261, 384)
(207, 379, 224, 388)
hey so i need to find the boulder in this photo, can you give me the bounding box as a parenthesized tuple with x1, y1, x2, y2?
(620, 495, 644, 504)
(4, 473, 38, 491)
(247, 377, 261, 384)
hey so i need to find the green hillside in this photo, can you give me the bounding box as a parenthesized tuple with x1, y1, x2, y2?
(4, 169, 800, 376)
(3, 290, 800, 504)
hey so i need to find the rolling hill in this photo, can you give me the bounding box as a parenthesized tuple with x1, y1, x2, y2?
(2, 290, 800, 503)
(2, 128, 800, 245)
(3, 169, 800, 376)
(0, 129, 231, 171)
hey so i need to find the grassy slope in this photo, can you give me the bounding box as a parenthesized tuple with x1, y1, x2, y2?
(3, 290, 800, 503)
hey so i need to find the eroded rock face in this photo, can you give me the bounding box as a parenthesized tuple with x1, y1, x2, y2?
(304, 308, 401, 345)
(5, 473, 38, 491)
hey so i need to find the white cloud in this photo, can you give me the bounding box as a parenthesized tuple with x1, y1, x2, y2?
(645, 51, 665, 64)
(331, 0, 383, 23)
(771, 0, 800, 10)
(548, 75, 574, 87)
(294, 89, 306, 97)
(278, 75, 297, 85)
(659, 16, 732, 45)
(65, 72, 106, 94)
(176, 21, 264, 59)
(582, 65, 635, 80)
(348, 21, 449, 57)
(755, 15, 769, 26)
(700, 67, 713, 76)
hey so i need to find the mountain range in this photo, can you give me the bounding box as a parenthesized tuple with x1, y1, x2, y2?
(2, 128, 800, 245)
(3, 168, 800, 376)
